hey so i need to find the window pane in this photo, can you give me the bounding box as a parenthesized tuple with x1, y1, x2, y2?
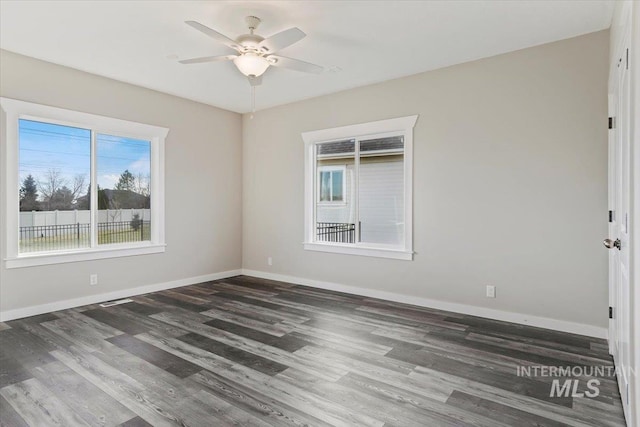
(317, 139, 355, 157)
(331, 171, 343, 201)
(18, 119, 91, 253)
(316, 144, 355, 243)
(319, 171, 331, 201)
(360, 135, 404, 153)
(358, 136, 404, 246)
(97, 134, 151, 245)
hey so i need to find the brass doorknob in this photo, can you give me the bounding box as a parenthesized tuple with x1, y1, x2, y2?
(604, 238, 621, 250)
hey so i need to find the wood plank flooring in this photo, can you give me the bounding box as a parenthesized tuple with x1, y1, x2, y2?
(0, 275, 626, 426)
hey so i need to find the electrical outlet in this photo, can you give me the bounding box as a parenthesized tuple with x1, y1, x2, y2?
(90, 274, 98, 286)
(267, 257, 273, 266)
(486, 285, 496, 298)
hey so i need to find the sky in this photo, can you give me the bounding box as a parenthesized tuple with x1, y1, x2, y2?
(19, 119, 151, 196)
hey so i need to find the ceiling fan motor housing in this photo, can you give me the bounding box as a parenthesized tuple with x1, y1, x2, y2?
(236, 33, 265, 51)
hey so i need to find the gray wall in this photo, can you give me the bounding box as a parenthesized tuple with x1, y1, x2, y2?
(0, 31, 610, 329)
(242, 31, 609, 328)
(0, 50, 243, 313)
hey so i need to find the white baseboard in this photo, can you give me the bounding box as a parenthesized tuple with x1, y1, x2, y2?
(242, 269, 608, 339)
(0, 269, 242, 322)
(1, 267, 608, 340)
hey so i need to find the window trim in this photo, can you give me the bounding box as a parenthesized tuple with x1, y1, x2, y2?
(317, 165, 346, 205)
(302, 115, 418, 260)
(1, 97, 169, 269)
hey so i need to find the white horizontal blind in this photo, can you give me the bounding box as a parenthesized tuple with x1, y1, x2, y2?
(358, 136, 404, 246)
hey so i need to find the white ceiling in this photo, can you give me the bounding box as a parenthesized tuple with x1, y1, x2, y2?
(1, 1, 613, 113)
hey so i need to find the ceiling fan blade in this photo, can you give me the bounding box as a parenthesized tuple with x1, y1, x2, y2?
(185, 21, 240, 51)
(248, 75, 263, 86)
(179, 55, 237, 64)
(259, 28, 305, 53)
(267, 55, 324, 74)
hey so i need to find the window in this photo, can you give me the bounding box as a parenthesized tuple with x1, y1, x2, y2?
(1, 98, 168, 268)
(96, 134, 151, 246)
(318, 166, 345, 203)
(302, 115, 417, 260)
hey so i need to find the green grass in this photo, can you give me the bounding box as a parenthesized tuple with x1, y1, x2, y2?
(19, 224, 151, 253)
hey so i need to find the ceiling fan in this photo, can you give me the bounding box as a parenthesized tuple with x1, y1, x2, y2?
(179, 16, 324, 86)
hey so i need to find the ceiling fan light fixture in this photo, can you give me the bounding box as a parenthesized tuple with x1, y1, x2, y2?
(233, 53, 269, 77)
(181, 17, 324, 87)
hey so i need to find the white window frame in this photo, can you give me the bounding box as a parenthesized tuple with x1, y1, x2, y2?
(1, 97, 169, 268)
(317, 165, 346, 205)
(302, 115, 417, 260)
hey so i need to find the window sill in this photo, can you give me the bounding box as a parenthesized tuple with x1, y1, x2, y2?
(318, 202, 347, 208)
(303, 242, 413, 260)
(4, 243, 166, 269)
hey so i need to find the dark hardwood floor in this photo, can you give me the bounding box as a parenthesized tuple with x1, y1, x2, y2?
(0, 275, 626, 426)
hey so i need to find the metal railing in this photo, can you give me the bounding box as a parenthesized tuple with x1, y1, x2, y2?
(316, 222, 356, 243)
(19, 223, 91, 252)
(19, 220, 151, 253)
(98, 220, 150, 245)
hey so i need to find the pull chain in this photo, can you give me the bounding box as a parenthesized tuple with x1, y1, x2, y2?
(250, 86, 256, 119)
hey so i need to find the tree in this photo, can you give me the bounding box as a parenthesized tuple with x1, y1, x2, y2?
(39, 169, 65, 210)
(133, 173, 151, 197)
(97, 186, 108, 210)
(39, 169, 87, 210)
(76, 184, 92, 210)
(49, 186, 74, 210)
(130, 213, 142, 231)
(115, 170, 135, 191)
(20, 174, 39, 211)
(70, 174, 86, 202)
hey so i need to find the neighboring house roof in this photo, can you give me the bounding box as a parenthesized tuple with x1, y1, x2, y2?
(76, 189, 149, 209)
(318, 139, 355, 156)
(361, 136, 404, 152)
(101, 189, 149, 209)
(317, 136, 404, 158)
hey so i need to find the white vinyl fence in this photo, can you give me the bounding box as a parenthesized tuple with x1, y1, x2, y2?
(20, 209, 151, 228)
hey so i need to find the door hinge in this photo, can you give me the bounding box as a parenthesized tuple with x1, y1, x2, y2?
(626, 48, 629, 70)
(625, 213, 629, 233)
(609, 117, 615, 129)
(609, 306, 613, 319)
(609, 210, 614, 222)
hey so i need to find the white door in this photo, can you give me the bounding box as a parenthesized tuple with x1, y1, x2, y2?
(608, 28, 632, 420)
